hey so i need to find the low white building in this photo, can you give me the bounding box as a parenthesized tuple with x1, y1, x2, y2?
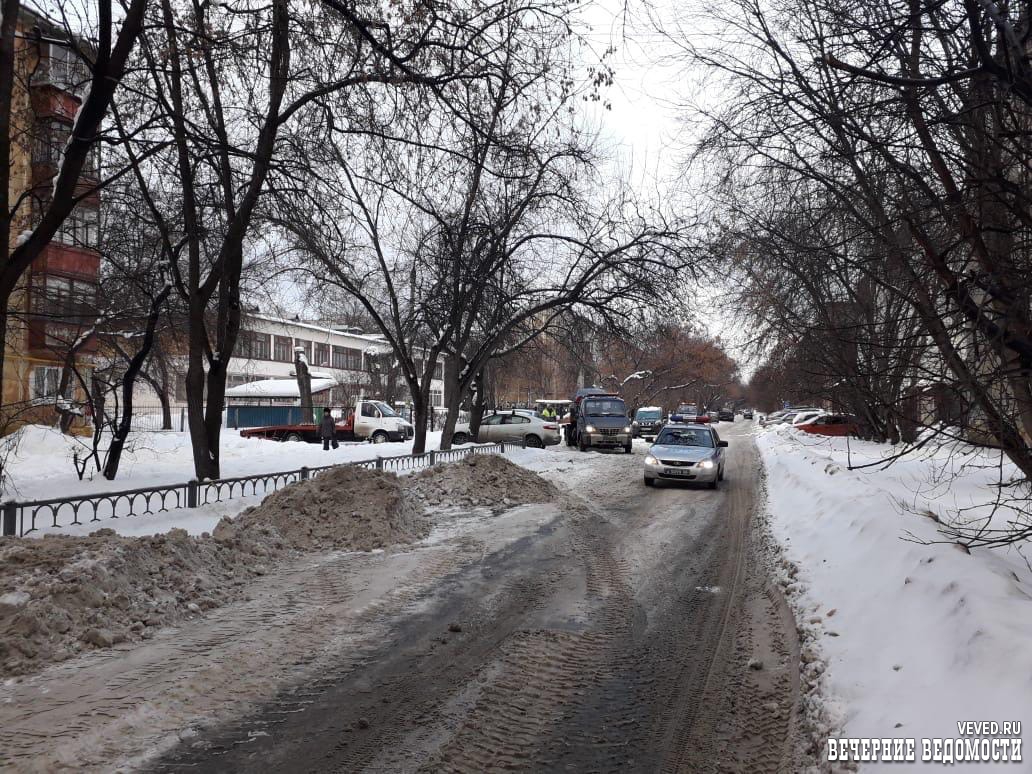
(143, 314, 446, 410)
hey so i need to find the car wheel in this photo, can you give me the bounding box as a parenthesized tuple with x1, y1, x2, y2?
(372, 431, 389, 444)
(525, 434, 544, 448)
(718, 465, 724, 482)
(624, 443, 632, 454)
(578, 434, 587, 452)
(284, 432, 303, 443)
(452, 432, 469, 445)
(644, 476, 655, 487)
(709, 478, 719, 490)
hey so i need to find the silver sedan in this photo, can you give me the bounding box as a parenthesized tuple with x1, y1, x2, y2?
(643, 424, 728, 488)
(451, 411, 561, 448)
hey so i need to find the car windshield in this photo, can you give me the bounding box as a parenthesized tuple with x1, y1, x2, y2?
(636, 409, 661, 420)
(676, 405, 696, 414)
(584, 399, 626, 417)
(373, 401, 398, 417)
(656, 428, 714, 447)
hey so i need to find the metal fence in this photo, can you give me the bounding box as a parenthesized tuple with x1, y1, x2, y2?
(1, 440, 524, 537)
(93, 405, 187, 433)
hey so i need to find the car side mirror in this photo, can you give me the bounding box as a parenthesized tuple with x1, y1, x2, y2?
(718, 440, 729, 447)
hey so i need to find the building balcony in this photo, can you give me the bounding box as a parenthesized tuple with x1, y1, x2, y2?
(25, 317, 98, 356)
(32, 241, 99, 280)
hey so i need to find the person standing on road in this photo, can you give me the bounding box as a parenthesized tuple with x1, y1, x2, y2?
(320, 407, 339, 451)
(541, 405, 555, 420)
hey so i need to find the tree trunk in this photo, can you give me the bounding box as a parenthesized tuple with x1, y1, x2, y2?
(139, 366, 174, 430)
(186, 302, 218, 480)
(470, 369, 487, 438)
(295, 349, 313, 422)
(439, 355, 463, 450)
(410, 389, 429, 454)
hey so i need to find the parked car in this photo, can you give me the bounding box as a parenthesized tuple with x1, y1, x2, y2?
(643, 423, 728, 489)
(717, 409, 735, 422)
(707, 410, 720, 423)
(451, 411, 560, 448)
(797, 414, 861, 437)
(631, 406, 665, 441)
(791, 410, 824, 426)
(742, 408, 754, 419)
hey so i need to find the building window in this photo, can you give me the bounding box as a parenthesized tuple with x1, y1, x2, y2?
(314, 342, 330, 367)
(32, 274, 96, 321)
(430, 389, 443, 408)
(31, 366, 62, 399)
(33, 118, 100, 178)
(54, 205, 99, 249)
(294, 338, 312, 362)
(237, 331, 270, 361)
(252, 333, 270, 360)
(333, 346, 362, 371)
(433, 360, 444, 380)
(274, 335, 292, 362)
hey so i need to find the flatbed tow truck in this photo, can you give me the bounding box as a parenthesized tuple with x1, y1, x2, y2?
(239, 399, 414, 444)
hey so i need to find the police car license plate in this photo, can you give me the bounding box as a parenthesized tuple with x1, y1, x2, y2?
(664, 468, 692, 476)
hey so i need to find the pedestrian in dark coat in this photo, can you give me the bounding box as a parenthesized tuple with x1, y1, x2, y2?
(320, 407, 339, 450)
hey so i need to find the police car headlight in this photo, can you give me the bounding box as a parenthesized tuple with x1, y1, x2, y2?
(584, 425, 596, 433)
(645, 454, 660, 466)
(699, 459, 715, 469)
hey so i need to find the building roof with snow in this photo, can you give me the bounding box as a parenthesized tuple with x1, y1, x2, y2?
(224, 378, 335, 400)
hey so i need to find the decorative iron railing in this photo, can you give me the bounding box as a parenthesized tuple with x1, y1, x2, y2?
(1, 440, 524, 537)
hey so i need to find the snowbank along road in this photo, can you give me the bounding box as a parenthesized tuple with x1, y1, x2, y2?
(0, 422, 801, 772)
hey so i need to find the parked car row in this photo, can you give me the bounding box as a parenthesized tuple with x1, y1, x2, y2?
(758, 407, 862, 436)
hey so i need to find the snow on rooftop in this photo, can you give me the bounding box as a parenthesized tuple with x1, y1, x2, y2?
(224, 378, 335, 399)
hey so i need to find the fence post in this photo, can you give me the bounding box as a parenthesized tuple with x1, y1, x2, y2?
(300, 466, 310, 480)
(186, 480, 198, 508)
(498, 442, 505, 454)
(522, 436, 527, 449)
(376, 456, 384, 470)
(2, 502, 16, 536)
(180, 407, 185, 432)
(429, 450, 436, 466)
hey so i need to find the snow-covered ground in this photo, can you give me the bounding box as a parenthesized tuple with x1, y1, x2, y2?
(757, 424, 1032, 769)
(0, 425, 553, 538)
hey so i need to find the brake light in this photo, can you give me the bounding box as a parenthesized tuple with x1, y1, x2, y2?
(543, 423, 557, 430)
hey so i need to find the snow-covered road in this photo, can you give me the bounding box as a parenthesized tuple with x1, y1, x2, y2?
(0, 422, 801, 773)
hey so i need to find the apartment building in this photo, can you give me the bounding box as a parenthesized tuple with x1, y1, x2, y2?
(2, 9, 99, 427)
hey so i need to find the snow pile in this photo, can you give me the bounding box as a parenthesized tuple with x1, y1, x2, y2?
(0, 452, 554, 676)
(0, 527, 282, 677)
(214, 464, 427, 552)
(756, 427, 1032, 770)
(408, 453, 559, 511)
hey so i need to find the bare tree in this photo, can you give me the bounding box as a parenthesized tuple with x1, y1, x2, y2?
(669, 0, 1032, 544)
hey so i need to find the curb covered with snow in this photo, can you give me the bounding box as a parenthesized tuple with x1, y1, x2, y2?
(757, 426, 1032, 770)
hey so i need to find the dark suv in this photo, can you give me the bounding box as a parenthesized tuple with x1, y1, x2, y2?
(717, 409, 734, 422)
(632, 407, 664, 441)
